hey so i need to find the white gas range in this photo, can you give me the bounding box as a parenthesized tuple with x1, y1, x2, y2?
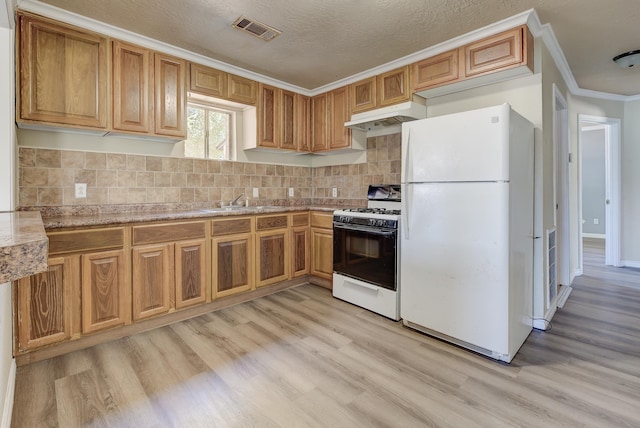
(332, 184, 401, 320)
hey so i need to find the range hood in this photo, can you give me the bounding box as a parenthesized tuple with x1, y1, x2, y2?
(345, 100, 426, 136)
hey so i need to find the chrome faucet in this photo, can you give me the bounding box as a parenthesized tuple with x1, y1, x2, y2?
(230, 193, 245, 206)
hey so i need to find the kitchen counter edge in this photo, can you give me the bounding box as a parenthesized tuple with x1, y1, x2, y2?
(0, 211, 48, 283)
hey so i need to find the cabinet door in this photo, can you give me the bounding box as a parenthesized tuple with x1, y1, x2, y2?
(377, 66, 411, 107)
(81, 249, 128, 333)
(228, 74, 257, 105)
(132, 244, 172, 321)
(175, 239, 207, 309)
(311, 93, 328, 152)
(154, 53, 187, 138)
(212, 234, 254, 298)
(296, 94, 311, 152)
(291, 226, 310, 277)
(463, 26, 526, 78)
(15, 257, 73, 351)
(413, 49, 460, 92)
(112, 40, 153, 133)
(280, 89, 297, 150)
(256, 230, 289, 287)
(350, 77, 377, 113)
(311, 228, 334, 281)
(189, 63, 228, 98)
(257, 84, 279, 148)
(328, 86, 351, 150)
(18, 13, 108, 128)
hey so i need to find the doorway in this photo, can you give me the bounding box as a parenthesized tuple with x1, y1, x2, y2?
(577, 114, 621, 271)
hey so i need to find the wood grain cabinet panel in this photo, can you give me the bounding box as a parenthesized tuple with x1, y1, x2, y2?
(18, 13, 108, 129)
(413, 49, 460, 91)
(16, 257, 73, 351)
(189, 63, 228, 98)
(328, 86, 351, 150)
(81, 249, 128, 334)
(280, 89, 297, 150)
(175, 239, 207, 309)
(154, 53, 187, 138)
(256, 230, 289, 287)
(212, 233, 254, 298)
(132, 244, 172, 321)
(291, 227, 310, 278)
(463, 26, 530, 78)
(310, 211, 334, 285)
(228, 74, 257, 105)
(112, 40, 153, 133)
(350, 77, 377, 114)
(377, 66, 411, 107)
(257, 83, 279, 148)
(311, 93, 328, 152)
(296, 94, 311, 152)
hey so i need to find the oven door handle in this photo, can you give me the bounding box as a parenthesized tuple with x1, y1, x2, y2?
(333, 223, 397, 236)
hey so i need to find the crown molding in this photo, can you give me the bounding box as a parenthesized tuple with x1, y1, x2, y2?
(14, 1, 640, 101)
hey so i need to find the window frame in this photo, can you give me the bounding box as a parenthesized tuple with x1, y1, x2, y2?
(185, 100, 237, 160)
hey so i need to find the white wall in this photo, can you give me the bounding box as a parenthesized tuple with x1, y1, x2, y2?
(622, 100, 640, 265)
(581, 128, 606, 235)
(0, 16, 16, 428)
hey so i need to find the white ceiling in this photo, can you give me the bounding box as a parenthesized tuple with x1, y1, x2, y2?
(22, 0, 640, 96)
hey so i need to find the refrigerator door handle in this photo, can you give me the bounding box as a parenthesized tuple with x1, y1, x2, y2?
(403, 184, 412, 239)
(404, 128, 412, 184)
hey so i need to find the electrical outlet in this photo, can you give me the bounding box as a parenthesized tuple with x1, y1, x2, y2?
(288, 187, 294, 197)
(253, 187, 259, 198)
(593, 218, 599, 225)
(75, 183, 87, 198)
(332, 187, 338, 198)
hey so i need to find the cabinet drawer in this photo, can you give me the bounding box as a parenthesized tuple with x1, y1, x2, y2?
(256, 215, 288, 231)
(310, 212, 333, 229)
(133, 221, 205, 245)
(211, 217, 253, 236)
(48, 228, 124, 254)
(291, 212, 310, 227)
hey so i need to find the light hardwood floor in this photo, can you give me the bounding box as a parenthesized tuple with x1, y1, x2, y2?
(12, 247, 640, 427)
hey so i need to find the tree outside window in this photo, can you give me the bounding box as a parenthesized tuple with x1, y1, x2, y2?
(185, 104, 232, 160)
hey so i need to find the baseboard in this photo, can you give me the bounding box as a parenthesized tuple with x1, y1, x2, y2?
(556, 286, 573, 308)
(1, 359, 16, 428)
(622, 260, 640, 269)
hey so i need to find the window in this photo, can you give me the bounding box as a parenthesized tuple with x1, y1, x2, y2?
(185, 103, 233, 160)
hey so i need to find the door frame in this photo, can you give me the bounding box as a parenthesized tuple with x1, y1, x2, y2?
(552, 84, 571, 287)
(577, 114, 622, 269)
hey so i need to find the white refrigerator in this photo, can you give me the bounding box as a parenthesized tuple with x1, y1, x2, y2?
(400, 104, 534, 363)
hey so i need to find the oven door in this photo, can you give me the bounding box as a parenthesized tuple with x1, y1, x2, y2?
(333, 222, 397, 291)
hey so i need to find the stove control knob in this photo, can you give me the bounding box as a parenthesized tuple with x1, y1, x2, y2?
(377, 219, 385, 227)
(368, 218, 376, 226)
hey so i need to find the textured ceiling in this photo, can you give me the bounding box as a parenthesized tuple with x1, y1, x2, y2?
(30, 0, 640, 95)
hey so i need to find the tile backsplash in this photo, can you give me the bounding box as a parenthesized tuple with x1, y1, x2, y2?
(18, 133, 401, 210)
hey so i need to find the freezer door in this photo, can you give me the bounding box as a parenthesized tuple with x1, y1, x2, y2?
(402, 104, 511, 183)
(400, 182, 511, 354)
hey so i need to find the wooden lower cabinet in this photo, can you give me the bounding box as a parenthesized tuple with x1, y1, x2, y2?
(310, 211, 334, 285)
(290, 212, 310, 277)
(212, 233, 254, 298)
(15, 256, 75, 351)
(132, 244, 172, 321)
(81, 249, 129, 334)
(256, 230, 289, 287)
(175, 239, 207, 309)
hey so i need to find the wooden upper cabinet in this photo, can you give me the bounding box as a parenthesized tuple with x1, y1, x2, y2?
(311, 93, 328, 152)
(350, 77, 377, 114)
(257, 83, 280, 148)
(328, 86, 351, 150)
(189, 63, 228, 98)
(154, 53, 187, 138)
(18, 13, 108, 129)
(228, 74, 258, 105)
(112, 40, 153, 133)
(377, 66, 411, 107)
(296, 94, 311, 152)
(280, 89, 297, 150)
(413, 49, 460, 91)
(463, 25, 533, 78)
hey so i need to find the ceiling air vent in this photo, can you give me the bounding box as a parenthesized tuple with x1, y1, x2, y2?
(232, 16, 281, 41)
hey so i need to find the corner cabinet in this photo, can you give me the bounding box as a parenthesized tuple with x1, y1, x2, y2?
(17, 13, 109, 130)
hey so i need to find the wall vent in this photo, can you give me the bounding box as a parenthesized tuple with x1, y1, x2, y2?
(546, 228, 558, 308)
(232, 16, 281, 41)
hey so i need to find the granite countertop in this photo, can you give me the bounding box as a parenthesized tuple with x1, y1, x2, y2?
(41, 205, 342, 230)
(0, 211, 48, 283)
